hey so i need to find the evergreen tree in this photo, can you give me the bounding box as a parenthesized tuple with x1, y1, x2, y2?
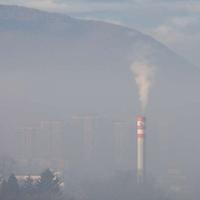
(21, 176, 35, 200)
(36, 169, 63, 200)
(6, 174, 20, 200)
(0, 174, 20, 200)
(0, 180, 8, 200)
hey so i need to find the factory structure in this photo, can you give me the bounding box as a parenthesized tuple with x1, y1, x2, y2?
(15, 114, 148, 183)
(16, 121, 65, 174)
(15, 116, 99, 175)
(113, 120, 133, 171)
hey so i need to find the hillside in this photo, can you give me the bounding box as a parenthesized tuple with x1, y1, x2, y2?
(0, 4, 200, 179)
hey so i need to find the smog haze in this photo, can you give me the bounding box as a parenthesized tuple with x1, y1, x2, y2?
(0, 2, 200, 200)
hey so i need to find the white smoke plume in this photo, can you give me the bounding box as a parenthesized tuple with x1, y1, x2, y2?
(131, 61, 155, 112)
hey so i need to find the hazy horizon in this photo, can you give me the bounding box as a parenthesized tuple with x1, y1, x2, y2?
(0, 3, 200, 200)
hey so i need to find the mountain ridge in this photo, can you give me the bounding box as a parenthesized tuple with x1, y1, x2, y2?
(0, 4, 200, 179)
(0, 4, 197, 72)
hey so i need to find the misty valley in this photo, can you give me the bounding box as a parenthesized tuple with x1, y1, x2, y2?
(0, 4, 200, 200)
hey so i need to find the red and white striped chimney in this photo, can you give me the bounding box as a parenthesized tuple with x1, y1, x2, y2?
(136, 116, 145, 183)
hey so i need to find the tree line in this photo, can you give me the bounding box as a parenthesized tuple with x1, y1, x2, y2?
(0, 164, 173, 200)
(0, 169, 70, 200)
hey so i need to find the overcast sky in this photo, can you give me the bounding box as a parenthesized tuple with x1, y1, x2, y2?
(0, 0, 200, 66)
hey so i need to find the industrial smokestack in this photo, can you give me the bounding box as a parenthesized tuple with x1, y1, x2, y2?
(136, 116, 145, 183)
